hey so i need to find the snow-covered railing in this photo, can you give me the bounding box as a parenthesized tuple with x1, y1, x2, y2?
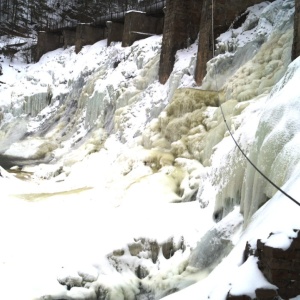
(144, 0, 166, 15)
(41, 0, 166, 32)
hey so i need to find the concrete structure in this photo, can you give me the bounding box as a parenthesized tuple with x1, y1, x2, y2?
(292, 0, 300, 60)
(122, 11, 164, 47)
(63, 28, 76, 49)
(35, 31, 63, 61)
(75, 24, 106, 53)
(107, 21, 124, 46)
(159, 0, 202, 84)
(195, 0, 273, 85)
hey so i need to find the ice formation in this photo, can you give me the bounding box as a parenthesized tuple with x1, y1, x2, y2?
(199, 0, 295, 224)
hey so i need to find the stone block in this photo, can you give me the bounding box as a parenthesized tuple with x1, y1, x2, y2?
(279, 283, 300, 300)
(293, 260, 300, 268)
(264, 268, 300, 283)
(254, 231, 300, 299)
(107, 21, 124, 46)
(159, 0, 202, 84)
(150, 240, 159, 263)
(122, 11, 163, 47)
(162, 238, 174, 259)
(75, 24, 106, 53)
(63, 29, 76, 48)
(226, 293, 252, 300)
(255, 288, 279, 300)
(264, 258, 293, 270)
(35, 31, 63, 61)
(261, 245, 290, 260)
(292, 0, 300, 60)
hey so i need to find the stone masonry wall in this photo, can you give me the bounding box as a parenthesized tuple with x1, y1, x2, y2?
(122, 11, 164, 47)
(35, 31, 63, 61)
(257, 230, 300, 299)
(227, 230, 300, 300)
(292, 0, 300, 61)
(75, 24, 106, 53)
(107, 21, 124, 46)
(63, 29, 76, 49)
(159, 0, 202, 84)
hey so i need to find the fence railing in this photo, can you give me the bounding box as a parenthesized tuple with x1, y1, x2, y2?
(43, 0, 166, 32)
(94, 11, 127, 27)
(40, 19, 78, 32)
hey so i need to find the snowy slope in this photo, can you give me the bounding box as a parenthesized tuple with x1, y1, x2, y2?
(0, 0, 300, 299)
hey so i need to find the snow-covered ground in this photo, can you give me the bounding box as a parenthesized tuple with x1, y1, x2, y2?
(1, 0, 300, 299)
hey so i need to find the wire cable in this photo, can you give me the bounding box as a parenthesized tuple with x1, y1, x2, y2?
(210, 0, 300, 207)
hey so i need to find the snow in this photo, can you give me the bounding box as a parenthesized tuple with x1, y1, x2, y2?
(227, 256, 277, 297)
(0, 0, 300, 299)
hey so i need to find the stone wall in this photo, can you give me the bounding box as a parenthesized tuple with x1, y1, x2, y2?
(75, 24, 106, 53)
(122, 11, 164, 47)
(292, 0, 300, 61)
(107, 21, 124, 46)
(195, 0, 273, 85)
(257, 230, 300, 299)
(35, 31, 63, 61)
(63, 29, 76, 49)
(159, 0, 202, 84)
(227, 230, 300, 300)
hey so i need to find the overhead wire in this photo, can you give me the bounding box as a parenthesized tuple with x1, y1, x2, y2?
(210, 0, 300, 207)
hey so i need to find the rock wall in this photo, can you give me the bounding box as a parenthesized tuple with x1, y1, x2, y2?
(229, 230, 300, 300)
(122, 11, 163, 47)
(159, 0, 202, 84)
(257, 231, 300, 299)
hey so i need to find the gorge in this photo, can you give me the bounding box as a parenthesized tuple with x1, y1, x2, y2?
(0, 0, 300, 299)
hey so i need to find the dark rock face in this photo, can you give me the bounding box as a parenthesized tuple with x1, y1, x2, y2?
(255, 288, 279, 300)
(75, 24, 106, 53)
(35, 31, 63, 61)
(195, 0, 273, 85)
(292, 0, 300, 61)
(257, 230, 300, 299)
(159, 0, 202, 84)
(107, 21, 124, 46)
(122, 11, 163, 47)
(233, 230, 300, 300)
(227, 288, 280, 300)
(227, 294, 252, 300)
